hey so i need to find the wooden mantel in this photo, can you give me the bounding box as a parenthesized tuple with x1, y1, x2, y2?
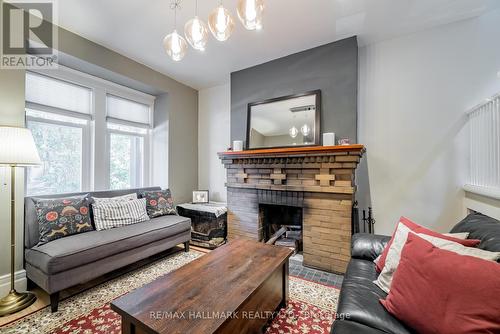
(218, 144, 365, 158)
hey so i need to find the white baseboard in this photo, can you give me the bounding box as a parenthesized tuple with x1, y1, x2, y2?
(0, 270, 27, 296)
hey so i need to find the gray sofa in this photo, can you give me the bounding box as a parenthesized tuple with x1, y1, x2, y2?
(24, 187, 191, 312)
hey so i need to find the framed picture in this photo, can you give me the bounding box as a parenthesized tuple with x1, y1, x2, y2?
(192, 190, 209, 204)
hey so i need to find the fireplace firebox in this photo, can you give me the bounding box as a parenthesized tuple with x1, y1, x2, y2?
(260, 204, 303, 252)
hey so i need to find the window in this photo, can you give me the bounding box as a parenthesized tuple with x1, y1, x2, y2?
(25, 72, 92, 196)
(465, 93, 500, 199)
(106, 95, 151, 190)
(25, 67, 155, 195)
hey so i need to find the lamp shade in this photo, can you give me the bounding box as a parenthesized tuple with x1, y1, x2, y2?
(0, 127, 41, 166)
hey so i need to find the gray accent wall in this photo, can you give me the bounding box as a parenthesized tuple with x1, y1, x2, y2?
(231, 37, 358, 145)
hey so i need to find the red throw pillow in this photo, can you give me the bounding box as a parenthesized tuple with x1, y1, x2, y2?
(376, 216, 480, 272)
(380, 233, 500, 334)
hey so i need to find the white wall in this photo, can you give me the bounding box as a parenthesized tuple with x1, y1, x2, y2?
(198, 83, 231, 202)
(358, 8, 500, 235)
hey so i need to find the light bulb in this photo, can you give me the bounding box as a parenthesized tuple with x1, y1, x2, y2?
(185, 16, 209, 51)
(208, 4, 235, 41)
(301, 124, 310, 137)
(289, 126, 298, 138)
(237, 0, 264, 30)
(163, 30, 188, 61)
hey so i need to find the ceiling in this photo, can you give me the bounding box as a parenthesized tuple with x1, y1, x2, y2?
(56, 0, 500, 90)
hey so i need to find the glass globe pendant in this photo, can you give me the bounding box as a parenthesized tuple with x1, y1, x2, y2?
(163, 0, 188, 61)
(185, 16, 208, 51)
(289, 126, 298, 138)
(163, 30, 188, 61)
(185, 0, 208, 51)
(301, 124, 311, 137)
(208, 2, 235, 41)
(237, 0, 264, 30)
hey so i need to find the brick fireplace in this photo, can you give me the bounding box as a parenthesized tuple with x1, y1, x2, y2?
(218, 145, 365, 273)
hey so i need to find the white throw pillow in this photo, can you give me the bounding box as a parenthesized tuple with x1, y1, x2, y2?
(443, 232, 470, 239)
(93, 193, 137, 204)
(374, 223, 500, 293)
(92, 198, 149, 231)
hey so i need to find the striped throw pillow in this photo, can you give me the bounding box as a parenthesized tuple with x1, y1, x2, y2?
(92, 198, 149, 231)
(92, 193, 137, 204)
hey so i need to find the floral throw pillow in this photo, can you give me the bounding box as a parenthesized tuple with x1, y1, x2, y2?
(33, 195, 94, 245)
(140, 189, 176, 218)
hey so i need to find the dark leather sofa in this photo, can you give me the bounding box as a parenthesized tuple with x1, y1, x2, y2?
(331, 212, 500, 333)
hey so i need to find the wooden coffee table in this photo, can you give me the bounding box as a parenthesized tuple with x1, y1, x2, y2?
(111, 239, 293, 334)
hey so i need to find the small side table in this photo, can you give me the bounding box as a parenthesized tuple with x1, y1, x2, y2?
(177, 202, 227, 249)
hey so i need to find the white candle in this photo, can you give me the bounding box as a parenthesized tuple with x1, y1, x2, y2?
(323, 133, 335, 146)
(233, 140, 243, 151)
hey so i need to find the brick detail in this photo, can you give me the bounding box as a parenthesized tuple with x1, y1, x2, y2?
(220, 147, 364, 274)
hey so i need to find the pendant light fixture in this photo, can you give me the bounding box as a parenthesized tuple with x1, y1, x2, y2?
(184, 0, 209, 51)
(289, 126, 298, 138)
(237, 0, 264, 30)
(208, 0, 235, 41)
(163, 0, 188, 61)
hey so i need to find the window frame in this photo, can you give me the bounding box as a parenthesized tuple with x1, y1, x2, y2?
(26, 65, 156, 195)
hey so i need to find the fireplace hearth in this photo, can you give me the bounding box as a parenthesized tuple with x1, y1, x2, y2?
(219, 145, 365, 273)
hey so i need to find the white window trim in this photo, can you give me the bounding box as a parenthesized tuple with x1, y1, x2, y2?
(27, 65, 156, 193)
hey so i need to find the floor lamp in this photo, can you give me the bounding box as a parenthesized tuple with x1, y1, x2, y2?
(0, 126, 41, 316)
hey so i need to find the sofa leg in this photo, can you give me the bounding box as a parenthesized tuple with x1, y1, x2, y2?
(184, 241, 190, 252)
(50, 292, 60, 313)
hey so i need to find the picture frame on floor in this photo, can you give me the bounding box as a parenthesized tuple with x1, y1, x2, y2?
(192, 190, 209, 204)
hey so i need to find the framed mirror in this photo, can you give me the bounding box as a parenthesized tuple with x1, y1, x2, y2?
(246, 90, 321, 149)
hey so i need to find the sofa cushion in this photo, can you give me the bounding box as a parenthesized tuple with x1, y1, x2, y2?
(380, 233, 500, 334)
(331, 321, 387, 334)
(25, 187, 162, 249)
(25, 215, 191, 274)
(140, 189, 176, 218)
(92, 193, 137, 204)
(351, 233, 391, 261)
(344, 259, 379, 282)
(376, 224, 500, 293)
(336, 278, 412, 334)
(450, 212, 500, 253)
(33, 195, 94, 245)
(376, 216, 480, 272)
(92, 198, 150, 231)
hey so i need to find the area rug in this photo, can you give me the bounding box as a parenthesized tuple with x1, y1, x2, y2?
(0, 250, 339, 334)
